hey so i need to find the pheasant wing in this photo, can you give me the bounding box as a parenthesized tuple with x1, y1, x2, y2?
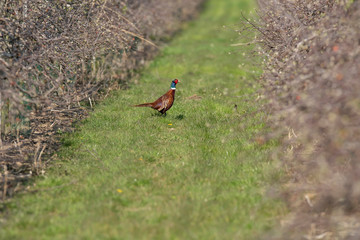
(150, 94, 168, 111)
(158, 95, 170, 112)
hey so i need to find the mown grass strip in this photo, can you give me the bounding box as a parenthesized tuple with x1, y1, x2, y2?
(0, 0, 285, 239)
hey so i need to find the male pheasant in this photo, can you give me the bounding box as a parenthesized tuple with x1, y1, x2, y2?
(133, 79, 179, 116)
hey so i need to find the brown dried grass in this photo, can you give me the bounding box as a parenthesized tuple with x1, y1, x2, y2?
(250, 0, 360, 238)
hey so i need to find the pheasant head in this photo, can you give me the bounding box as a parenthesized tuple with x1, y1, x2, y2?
(171, 79, 179, 89)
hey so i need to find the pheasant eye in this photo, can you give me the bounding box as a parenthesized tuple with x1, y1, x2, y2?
(174, 79, 178, 84)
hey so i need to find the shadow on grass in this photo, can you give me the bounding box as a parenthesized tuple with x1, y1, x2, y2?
(175, 114, 185, 120)
(149, 113, 185, 120)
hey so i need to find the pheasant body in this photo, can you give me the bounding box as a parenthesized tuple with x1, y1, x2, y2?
(134, 79, 179, 115)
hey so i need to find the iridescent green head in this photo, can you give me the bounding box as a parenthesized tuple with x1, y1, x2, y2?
(170, 79, 179, 89)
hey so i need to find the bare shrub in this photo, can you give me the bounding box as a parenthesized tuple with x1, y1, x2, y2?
(248, 0, 360, 238)
(0, 0, 204, 199)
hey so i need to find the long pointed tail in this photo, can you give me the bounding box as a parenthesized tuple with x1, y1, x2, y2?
(133, 103, 153, 107)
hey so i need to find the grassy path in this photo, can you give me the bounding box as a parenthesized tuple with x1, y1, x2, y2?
(0, 0, 285, 239)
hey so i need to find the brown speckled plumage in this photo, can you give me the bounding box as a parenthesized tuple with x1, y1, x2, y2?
(134, 79, 178, 115)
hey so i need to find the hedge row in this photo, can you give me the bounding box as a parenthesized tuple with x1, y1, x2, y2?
(0, 0, 204, 199)
(256, 0, 360, 238)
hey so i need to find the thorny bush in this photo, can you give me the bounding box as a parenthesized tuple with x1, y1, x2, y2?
(250, 0, 360, 239)
(0, 0, 204, 200)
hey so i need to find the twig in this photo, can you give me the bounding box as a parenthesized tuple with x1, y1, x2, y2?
(88, 97, 93, 109)
(2, 165, 7, 201)
(15, 127, 23, 156)
(231, 40, 263, 46)
(1, 174, 32, 182)
(37, 144, 47, 174)
(120, 29, 159, 48)
(33, 142, 41, 170)
(240, 12, 274, 48)
(103, 6, 141, 33)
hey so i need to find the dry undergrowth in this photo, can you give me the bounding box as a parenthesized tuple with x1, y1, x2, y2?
(0, 0, 204, 200)
(246, 0, 360, 239)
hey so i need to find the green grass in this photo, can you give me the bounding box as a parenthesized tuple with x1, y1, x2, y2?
(0, 0, 285, 239)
